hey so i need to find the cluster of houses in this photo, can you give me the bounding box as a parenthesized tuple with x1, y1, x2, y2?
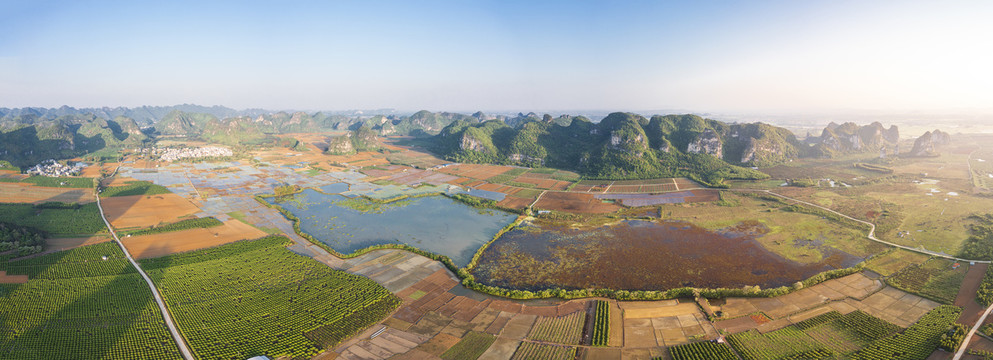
(157, 146, 233, 162)
(26, 160, 85, 177)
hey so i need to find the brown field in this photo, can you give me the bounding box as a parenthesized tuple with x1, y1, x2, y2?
(122, 220, 267, 259)
(437, 164, 513, 180)
(45, 236, 113, 252)
(102, 194, 201, 229)
(498, 196, 534, 210)
(79, 162, 119, 178)
(0, 271, 28, 284)
(534, 192, 622, 213)
(349, 158, 391, 168)
(99, 177, 141, 187)
(0, 183, 95, 204)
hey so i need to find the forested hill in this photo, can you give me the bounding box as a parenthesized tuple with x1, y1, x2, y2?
(432, 112, 805, 187)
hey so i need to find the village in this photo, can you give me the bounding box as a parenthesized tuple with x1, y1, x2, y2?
(154, 146, 233, 162)
(25, 159, 85, 177)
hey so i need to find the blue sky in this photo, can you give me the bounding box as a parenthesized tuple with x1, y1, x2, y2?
(1, 0, 990, 113)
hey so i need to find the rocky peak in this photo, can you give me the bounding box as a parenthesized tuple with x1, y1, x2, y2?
(909, 129, 951, 157)
(686, 129, 723, 158)
(459, 133, 487, 152)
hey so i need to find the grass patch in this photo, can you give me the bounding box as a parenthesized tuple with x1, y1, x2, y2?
(865, 249, 930, 276)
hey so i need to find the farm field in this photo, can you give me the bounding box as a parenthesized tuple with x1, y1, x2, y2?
(100, 193, 201, 229)
(0, 242, 183, 359)
(865, 249, 930, 276)
(122, 219, 267, 259)
(44, 235, 112, 251)
(140, 237, 401, 359)
(0, 203, 106, 235)
(0, 182, 95, 204)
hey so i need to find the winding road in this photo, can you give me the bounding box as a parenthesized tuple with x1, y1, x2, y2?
(95, 193, 194, 360)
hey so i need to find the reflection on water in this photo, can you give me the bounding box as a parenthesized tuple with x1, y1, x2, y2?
(473, 220, 862, 291)
(270, 189, 517, 266)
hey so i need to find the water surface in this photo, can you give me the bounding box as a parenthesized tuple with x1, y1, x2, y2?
(270, 189, 517, 266)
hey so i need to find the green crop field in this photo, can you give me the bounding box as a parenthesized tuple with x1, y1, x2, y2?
(0, 203, 106, 235)
(669, 341, 738, 360)
(852, 305, 962, 360)
(728, 310, 903, 360)
(140, 236, 401, 359)
(0, 242, 182, 359)
(100, 180, 171, 198)
(528, 311, 586, 345)
(119, 217, 223, 237)
(728, 327, 830, 360)
(886, 258, 968, 304)
(511, 342, 575, 360)
(591, 300, 610, 346)
(440, 331, 495, 360)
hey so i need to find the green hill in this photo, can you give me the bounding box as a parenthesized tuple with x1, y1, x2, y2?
(432, 112, 780, 187)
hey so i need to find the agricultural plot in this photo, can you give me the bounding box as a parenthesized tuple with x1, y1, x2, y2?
(886, 258, 968, 304)
(591, 300, 610, 346)
(101, 193, 201, 229)
(141, 237, 401, 359)
(0, 242, 182, 359)
(669, 341, 738, 360)
(439, 331, 495, 360)
(727, 327, 829, 360)
(534, 192, 622, 213)
(851, 305, 961, 360)
(528, 310, 586, 345)
(0, 182, 95, 204)
(802, 311, 902, 355)
(122, 220, 267, 259)
(14, 176, 94, 188)
(0, 203, 106, 235)
(865, 249, 930, 276)
(511, 342, 576, 360)
(99, 180, 171, 197)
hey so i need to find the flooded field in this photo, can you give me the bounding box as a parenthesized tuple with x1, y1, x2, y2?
(472, 220, 863, 291)
(270, 189, 517, 266)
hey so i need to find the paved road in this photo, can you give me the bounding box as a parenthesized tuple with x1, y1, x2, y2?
(95, 193, 195, 360)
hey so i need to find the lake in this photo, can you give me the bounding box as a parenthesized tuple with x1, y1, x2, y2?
(269, 189, 517, 266)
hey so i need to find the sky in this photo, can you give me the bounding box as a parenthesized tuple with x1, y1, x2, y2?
(1, 0, 991, 113)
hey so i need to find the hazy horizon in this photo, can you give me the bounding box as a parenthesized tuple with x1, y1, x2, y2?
(2, 1, 991, 114)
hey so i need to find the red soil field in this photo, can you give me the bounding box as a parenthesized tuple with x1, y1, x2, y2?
(101, 194, 201, 229)
(0, 183, 95, 204)
(122, 220, 267, 259)
(535, 192, 622, 213)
